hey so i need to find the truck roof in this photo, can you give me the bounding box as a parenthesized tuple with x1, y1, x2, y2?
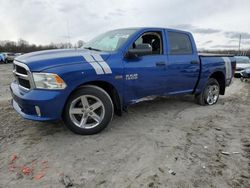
(115, 27, 192, 34)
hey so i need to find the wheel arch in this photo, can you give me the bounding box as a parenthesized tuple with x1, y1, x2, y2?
(64, 80, 122, 117)
(209, 71, 225, 95)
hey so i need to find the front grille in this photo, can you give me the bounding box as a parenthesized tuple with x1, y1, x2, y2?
(16, 65, 27, 75)
(18, 78, 31, 89)
(13, 61, 33, 90)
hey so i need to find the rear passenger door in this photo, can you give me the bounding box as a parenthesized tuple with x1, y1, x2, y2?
(166, 31, 200, 94)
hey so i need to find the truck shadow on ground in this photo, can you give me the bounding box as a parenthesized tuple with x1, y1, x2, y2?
(0, 91, 230, 146)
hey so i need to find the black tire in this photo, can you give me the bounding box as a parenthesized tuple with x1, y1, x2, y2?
(195, 78, 220, 106)
(63, 85, 114, 135)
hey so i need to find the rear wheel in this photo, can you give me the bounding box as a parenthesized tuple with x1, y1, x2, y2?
(63, 85, 114, 135)
(195, 78, 220, 105)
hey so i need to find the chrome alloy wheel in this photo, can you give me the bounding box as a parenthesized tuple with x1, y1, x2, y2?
(69, 95, 105, 129)
(206, 85, 219, 105)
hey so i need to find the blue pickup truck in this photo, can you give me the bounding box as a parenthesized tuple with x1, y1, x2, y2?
(11, 27, 236, 135)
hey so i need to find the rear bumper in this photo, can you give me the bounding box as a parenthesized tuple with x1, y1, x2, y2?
(10, 81, 67, 121)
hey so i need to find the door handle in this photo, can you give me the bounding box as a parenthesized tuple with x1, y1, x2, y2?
(155, 61, 166, 67)
(190, 60, 199, 64)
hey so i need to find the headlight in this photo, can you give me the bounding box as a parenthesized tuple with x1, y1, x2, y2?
(33, 73, 67, 89)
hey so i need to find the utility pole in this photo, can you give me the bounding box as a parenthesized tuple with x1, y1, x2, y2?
(238, 34, 241, 55)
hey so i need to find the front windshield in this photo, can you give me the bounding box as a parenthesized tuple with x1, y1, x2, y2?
(83, 29, 137, 52)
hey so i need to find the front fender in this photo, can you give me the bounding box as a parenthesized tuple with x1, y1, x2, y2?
(43, 62, 124, 114)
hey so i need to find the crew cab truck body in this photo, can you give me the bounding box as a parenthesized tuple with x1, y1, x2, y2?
(10, 27, 236, 135)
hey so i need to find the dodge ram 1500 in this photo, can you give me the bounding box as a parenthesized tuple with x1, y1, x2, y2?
(11, 27, 236, 135)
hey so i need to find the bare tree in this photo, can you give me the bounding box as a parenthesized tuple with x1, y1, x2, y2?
(0, 39, 74, 53)
(77, 40, 85, 48)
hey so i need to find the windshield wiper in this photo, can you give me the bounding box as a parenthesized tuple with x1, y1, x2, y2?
(84, 47, 102, 51)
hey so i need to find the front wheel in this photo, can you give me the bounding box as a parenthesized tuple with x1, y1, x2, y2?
(63, 85, 114, 135)
(195, 78, 220, 106)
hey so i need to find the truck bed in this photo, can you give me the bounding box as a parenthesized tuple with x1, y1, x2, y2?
(195, 55, 236, 94)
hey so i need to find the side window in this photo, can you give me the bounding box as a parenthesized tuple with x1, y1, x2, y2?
(168, 32, 193, 55)
(130, 32, 163, 55)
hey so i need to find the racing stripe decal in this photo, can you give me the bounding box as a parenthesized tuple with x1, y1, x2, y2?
(222, 57, 232, 79)
(91, 54, 112, 74)
(82, 54, 104, 75)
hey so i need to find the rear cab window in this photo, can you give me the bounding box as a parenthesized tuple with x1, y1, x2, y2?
(168, 32, 193, 55)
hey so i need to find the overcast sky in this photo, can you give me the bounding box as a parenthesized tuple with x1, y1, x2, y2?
(0, 0, 249, 50)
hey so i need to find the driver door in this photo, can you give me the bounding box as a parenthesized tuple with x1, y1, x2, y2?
(123, 30, 168, 103)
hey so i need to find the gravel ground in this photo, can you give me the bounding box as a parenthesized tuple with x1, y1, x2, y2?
(0, 63, 249, 188)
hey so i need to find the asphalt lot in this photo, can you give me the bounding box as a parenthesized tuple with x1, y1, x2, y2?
(0, 63, 249, 188)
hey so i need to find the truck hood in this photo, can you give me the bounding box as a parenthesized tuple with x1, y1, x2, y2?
(15, 48, 111, 71)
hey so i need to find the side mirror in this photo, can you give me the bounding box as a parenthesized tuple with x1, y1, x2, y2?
(125, 44, 152, 59)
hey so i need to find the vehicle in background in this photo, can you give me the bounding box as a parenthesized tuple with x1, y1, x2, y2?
(15, 53, 23, 56)
(0, 52, 23, 64)
(0, 52, 16, 63)
(234, 56, 250, 77)
(11, 27, 236, 135)
(240, 68, 250, 82)
(0, 53, 5, 63)
(4, 52, 17, 63)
